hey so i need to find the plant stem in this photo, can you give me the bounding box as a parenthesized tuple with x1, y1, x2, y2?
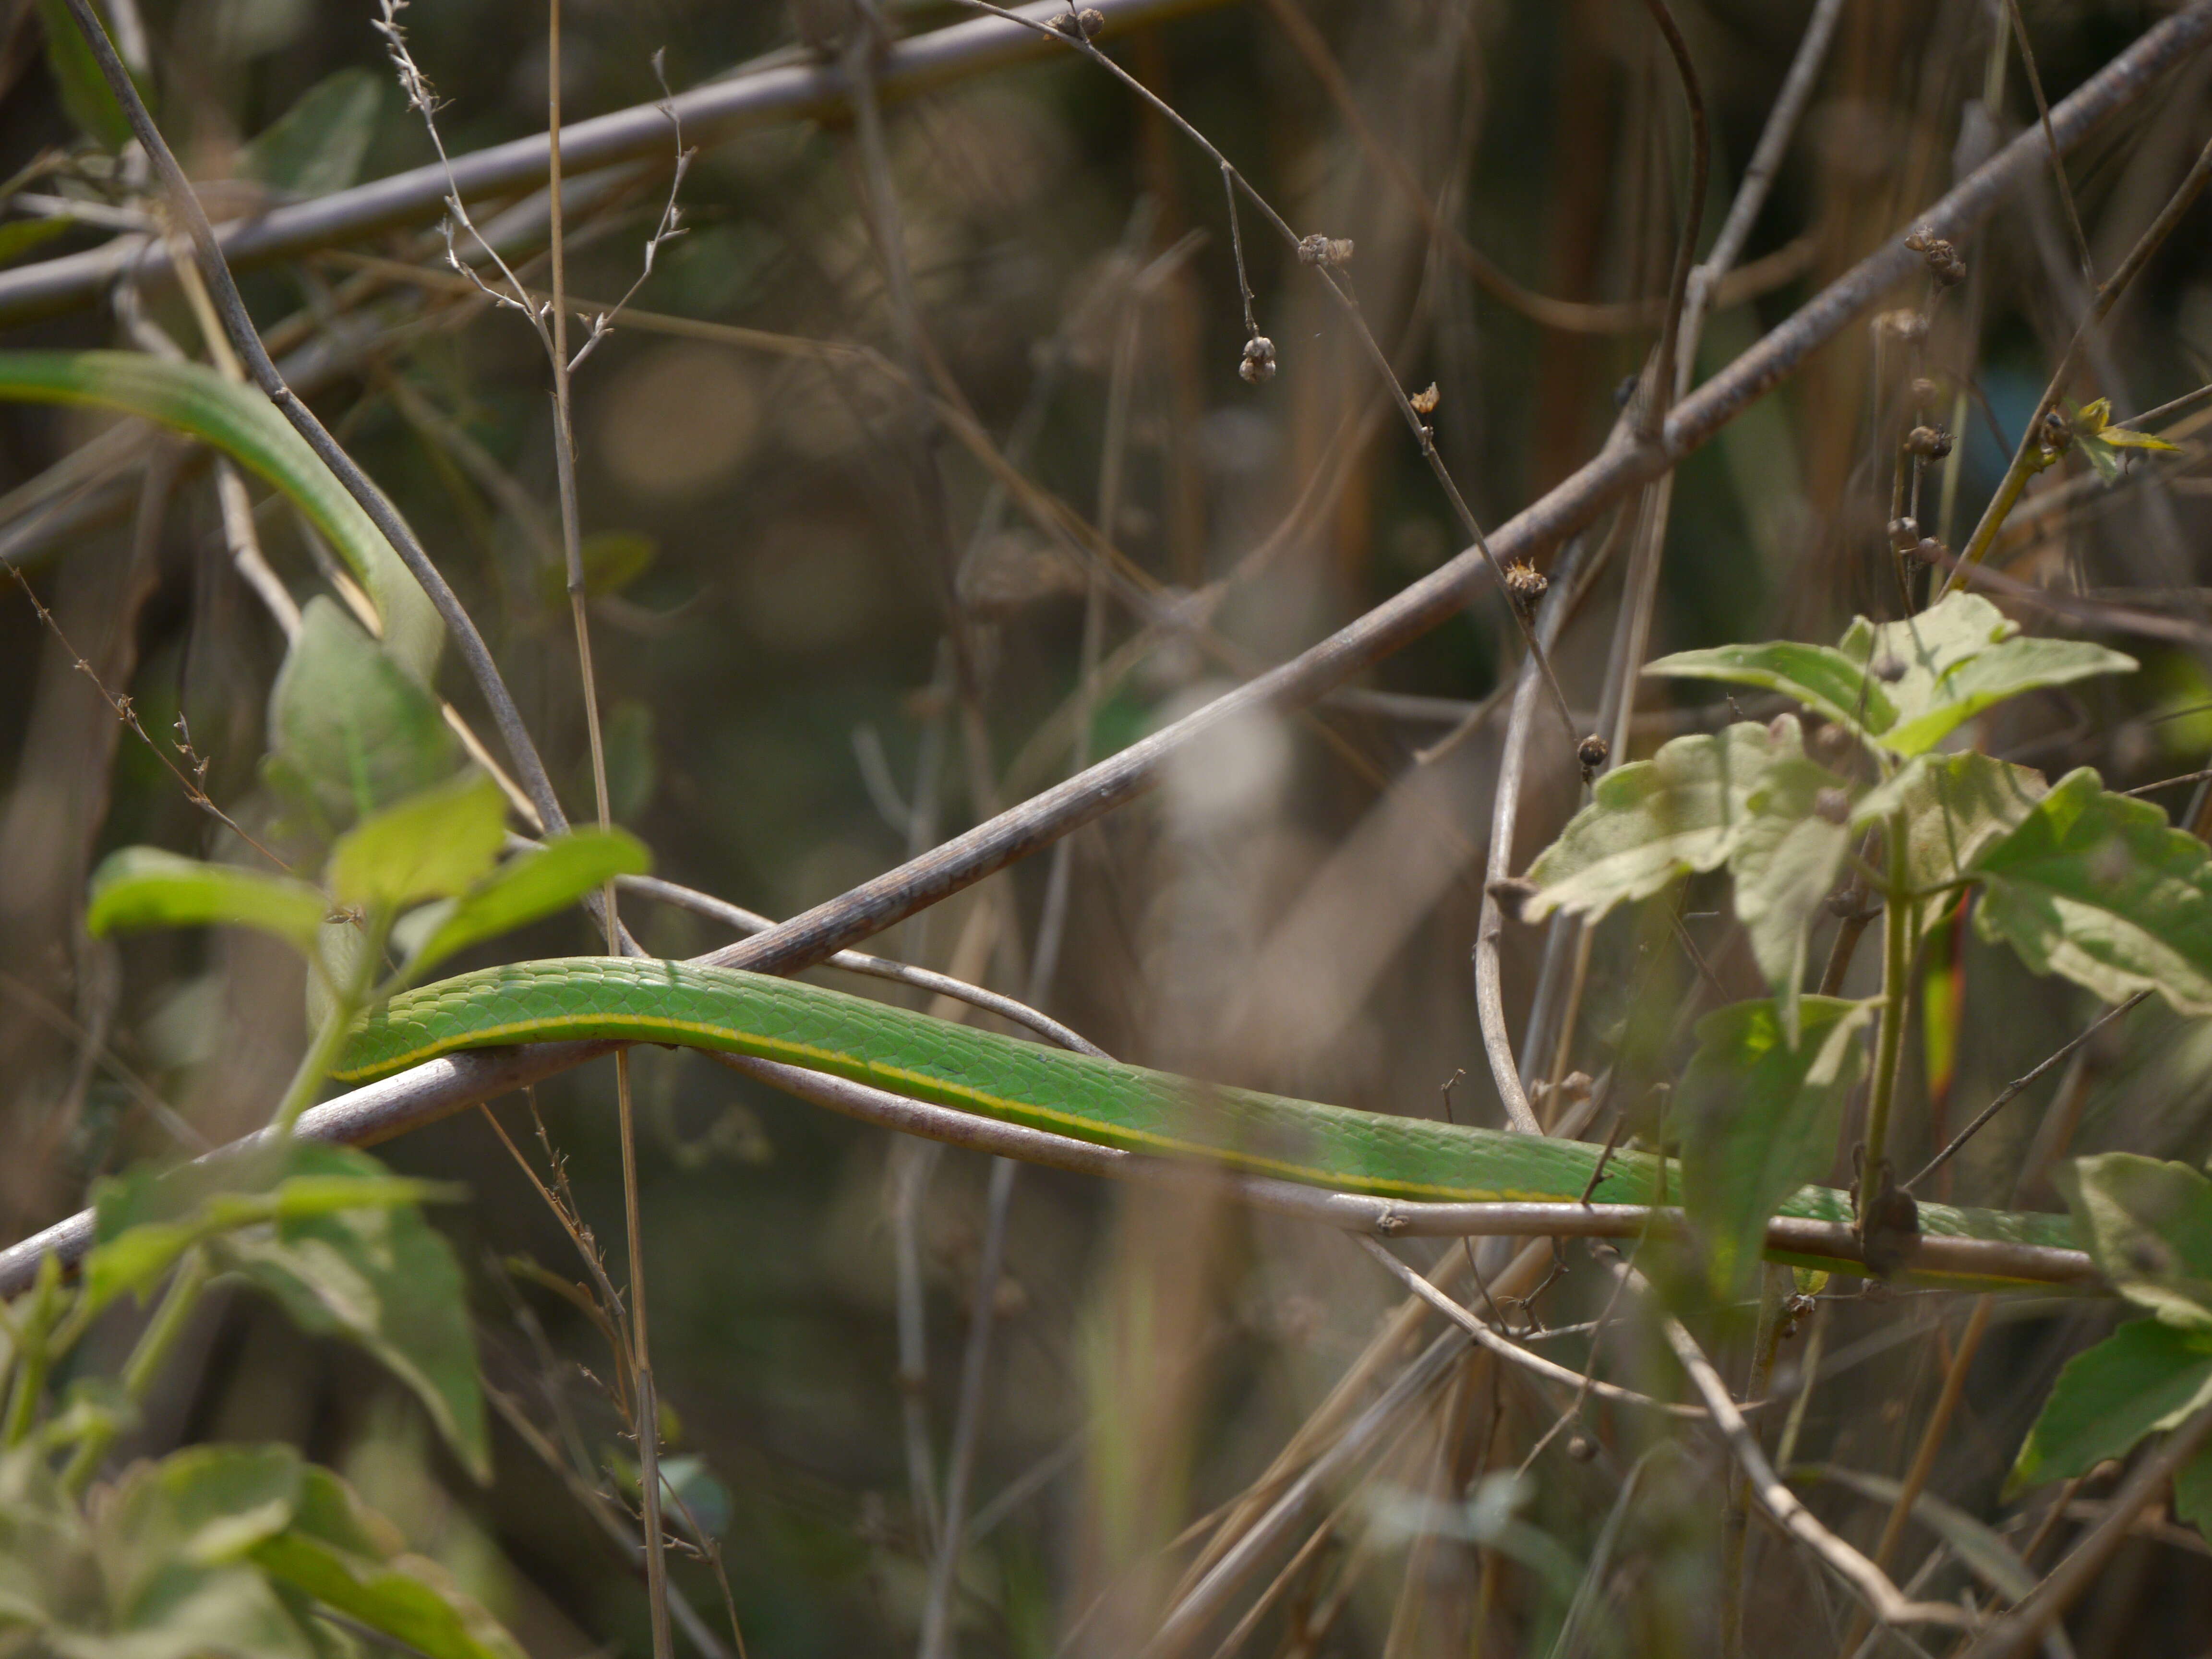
(61, 1249, 212, 1493)
(273, 914, 386, 1135)
(1859, 814, 1914, 1217)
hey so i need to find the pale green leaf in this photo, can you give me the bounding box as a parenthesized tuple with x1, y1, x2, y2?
(534, 529, 657, 607)
(1839, 594, 2134, 757)
(2054, 1154, 2212, 1330)
(1852, 750, 2048, 899)
(1643, 642, 1894, 735)
(1522, 721, 1803, 922)
(402, 829, 650, 977)
(2096, 426, 2182, 454)
(86, 849, 326, 952)
(212, 1147, 488, 1482)
(1728, 754, 1855, 1041)
(266, 601, 457, 840)
(325, 773, 507, 912)
(2009, 1317, 2212, 1495)
(1677, 996, 1876, 1296)
(250, 1467, 524, 1659)
(1882, 637, 2137, 756)
(238, 69, 382, 199)
(1969, 769, 2212, 1014)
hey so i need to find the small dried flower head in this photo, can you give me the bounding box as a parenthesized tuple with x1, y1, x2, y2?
(1409, 382, 1440, 416)
(1905, 226, 1966, 285)
(1887, 516, 1923, 554)
(1503, 559, 1547, 608)
(1872, 655, 1906, 684)
(1813, 787, 1852, 826)
(2039, 407, 2072, 456)
(1911, 376, 1942, 409)
(1566, 1434, 1598, 1463)
(1049, 5, 1105, 37)
(1905, 424, 1954, 459)
(1910, 535, 1950, 567)
(1577, 733, 1610, 781)
(1238, 335, 1277, 384)
(1297, 233, 1355, 267)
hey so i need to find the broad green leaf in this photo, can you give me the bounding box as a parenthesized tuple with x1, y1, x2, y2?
(1523, 721, 1800, 922)
(86, 849, 326, 952)
(2178, 1443, 2212, 1536)
(1729, 750, 1855, 1041)
(2009, 1317, 2212, 1495)
(266, 601, 457, 839)
(1677, 996, 1875, 1296)
(1852, 750, 2048, 899)
(1882, 638, 2137, 756)
(1839, 594, 2134, 757)
(400, 829, 650, 976)
(238, 69, 382, 199)
(1970, 769, 2212, 1014)
(1643, 641, 1894, 735)
(212, 1147, 488, 1482)
(86, 1146, 448, 1319)
(36, 0, 132, 149)
(86, 1447, 319, 1659)
(250, 1467, 524, 1659)
(0, 1444, 95, 1634)
(326, 773, 507, 912)
(2054, 1154, 2212, 1330)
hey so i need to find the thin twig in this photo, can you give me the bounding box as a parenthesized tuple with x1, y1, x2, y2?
(2003, 0, 2096, 282)
(1633, 0, 1709, 435)
(1905, 992, 2145, 1192)
(1632, 1267, 1973, 1629)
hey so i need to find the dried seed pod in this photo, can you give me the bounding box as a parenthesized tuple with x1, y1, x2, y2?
(1297, 233, 1355, 267)
(1877, 308, 1928, 344)
(1905, 424, 1954, 459)
(1409, 382, 1440, 416)
(1577, 733, 1609, 782)
(1911, 535, 1950, 566)
(1566, 1434, 1598, 1463)
(1238, 335, 1277, 385)
(1872, 655, 1906, 683)
(1503, 559, 1547, 609)
(1911, 376, 1942, 408)
(1904, 225, 1967, 285)
(1814, 787, 1851, 826)
(1048, 5, 1104, 37)
(1887, 516, 1923, 554)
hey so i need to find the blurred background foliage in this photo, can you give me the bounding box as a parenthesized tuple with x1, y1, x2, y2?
(3, 0, 2212, 1651)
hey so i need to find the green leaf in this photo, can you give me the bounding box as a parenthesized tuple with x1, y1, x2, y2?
(1969, 769, 2212, 1015)
(2054, 1154, 2212, 1330)
(85, 1144, 450, 1320)
(2177, 1443, 2212, 1536)
(400, 829, 650, 977)
(36, 0, 132, 150)
(0, 214, 79, 268)
(1852, 750, 2048, 899)
(211, 1147, 489, 1482)
(1676, 996, 1875, 1296)
(2009, 1317, 2212, 1495)
(238, 69, 383, 199)
(86, 849, 327, 952)
(1523, 721, 1801, 923)
(250, 1467, 524, 1659)
(1840, 594, 2134, 757)
(1728, 751, 1855, 1041)
(326, 773, 507, 912)
(1643, 641, 1895, 736)
(266, 600, 457, 840)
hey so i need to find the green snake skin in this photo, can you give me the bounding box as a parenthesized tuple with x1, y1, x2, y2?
(338, 959, 2077, 1262)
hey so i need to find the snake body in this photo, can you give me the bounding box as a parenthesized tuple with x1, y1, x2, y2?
(339, 959, 2079, 1273)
